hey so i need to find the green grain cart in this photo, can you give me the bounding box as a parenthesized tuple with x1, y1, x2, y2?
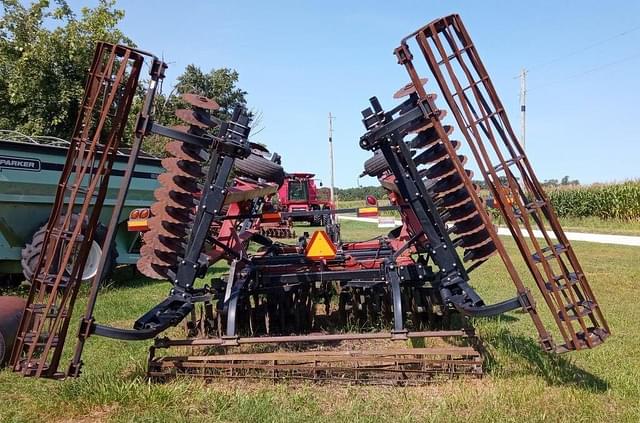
(0, 131, 161, 283)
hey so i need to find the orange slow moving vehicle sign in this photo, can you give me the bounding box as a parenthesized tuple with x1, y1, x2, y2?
(305, 230, 337, 260)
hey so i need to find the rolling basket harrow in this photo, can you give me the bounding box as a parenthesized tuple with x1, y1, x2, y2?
(7, 14, 608, 384)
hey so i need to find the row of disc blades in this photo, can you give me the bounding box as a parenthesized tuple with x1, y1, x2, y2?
(395, 80, 498, 264)
(136, 93, 220, 280)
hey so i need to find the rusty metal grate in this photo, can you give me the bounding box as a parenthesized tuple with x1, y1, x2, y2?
(148, 331, 483, 385)
(9, 43, 145, 378)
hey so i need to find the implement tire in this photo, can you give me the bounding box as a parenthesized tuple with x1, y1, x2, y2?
(234, 153, 285, 186)
(363, 151, 389, 177)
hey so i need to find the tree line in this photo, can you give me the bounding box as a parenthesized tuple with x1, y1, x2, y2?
(0, 0, 249, 156)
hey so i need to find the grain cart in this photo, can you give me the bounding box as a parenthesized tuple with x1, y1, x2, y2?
(6, 14, 609, 383)
(0, 131, 163, 282)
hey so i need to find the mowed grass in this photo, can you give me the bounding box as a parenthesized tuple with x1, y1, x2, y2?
(1, 220, 640, 422)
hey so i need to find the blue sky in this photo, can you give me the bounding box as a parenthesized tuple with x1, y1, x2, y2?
(70, 1, 640, 187)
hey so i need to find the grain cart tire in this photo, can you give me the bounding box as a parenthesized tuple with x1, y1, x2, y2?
(21, 214, 117, 284)
(234, 153, 285, 186)
(363, 151, 390, 177)
(0, 296, 26, 366)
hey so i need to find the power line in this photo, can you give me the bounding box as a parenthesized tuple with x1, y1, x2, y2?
(526, 23, 640, 73)
(529, 51, 640, 91)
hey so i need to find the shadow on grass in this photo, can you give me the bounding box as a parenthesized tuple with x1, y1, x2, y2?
(102, 265, 229, 292)
(481, 328, 609, 393)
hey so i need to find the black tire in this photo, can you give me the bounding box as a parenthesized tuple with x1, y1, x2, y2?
(320, 205, 332, 226)
(311, 205, 322, 226)
(234, 153, 285, 186)
(387, 226, 402, 239)
(363, 151, 389, 177)
(21, 214, 117, 284)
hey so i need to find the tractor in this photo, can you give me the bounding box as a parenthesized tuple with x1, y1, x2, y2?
(259, 173, 335, 238)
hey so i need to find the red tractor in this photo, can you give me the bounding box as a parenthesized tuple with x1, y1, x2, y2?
(275, 173, 334, 226)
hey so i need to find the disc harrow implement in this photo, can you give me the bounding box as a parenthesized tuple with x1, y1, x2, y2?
(137, 94, 215, 280)
(6, 15, 609, 383)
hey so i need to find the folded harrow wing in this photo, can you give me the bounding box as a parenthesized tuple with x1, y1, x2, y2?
(378, 14, 609, 352)
(8, 14, 608, 383)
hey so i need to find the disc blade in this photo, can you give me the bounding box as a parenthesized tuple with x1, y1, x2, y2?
(393, 78, 428, 99)
(161, 157, 204, 178)
(165, 140, 208, 162)
(181, 93, 220, 110)
(157, 172, 200, 195)
(464, 242, 497, 262)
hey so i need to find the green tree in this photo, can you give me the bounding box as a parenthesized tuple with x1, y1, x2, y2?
(141, 65, 250, 156)
(0, 0, 132, 137)
(156, 65, 248, 125)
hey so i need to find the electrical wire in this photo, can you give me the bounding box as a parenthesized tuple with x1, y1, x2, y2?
(522, 22, 640, 75)
(529, 51, 640, 91)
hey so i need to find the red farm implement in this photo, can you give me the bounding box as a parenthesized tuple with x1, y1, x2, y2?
(4, 14, 608, 384)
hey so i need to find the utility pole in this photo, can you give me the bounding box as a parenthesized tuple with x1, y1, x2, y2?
(519, 68, 527, 151)
(328, 112, 336, 204)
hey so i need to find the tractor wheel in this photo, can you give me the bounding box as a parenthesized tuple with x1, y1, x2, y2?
(362, 151, 390, 177)
(0, 296, 26, 366)
(234, 153, 285, 186)
(311, 205, 322, 226)
(21, 214, 117, 284)
(320, 205, 332, 226)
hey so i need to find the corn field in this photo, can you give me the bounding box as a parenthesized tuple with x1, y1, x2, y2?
(546, 181, 640, 221)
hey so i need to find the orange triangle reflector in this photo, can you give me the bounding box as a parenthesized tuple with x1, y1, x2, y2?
(305, 230, 337, 260)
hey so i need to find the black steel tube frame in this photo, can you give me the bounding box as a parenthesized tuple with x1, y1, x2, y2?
(358, 95, 523, 318)
(90, 107, 254, 340)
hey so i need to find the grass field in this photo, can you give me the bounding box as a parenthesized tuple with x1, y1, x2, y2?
(1, 220, 639, 422)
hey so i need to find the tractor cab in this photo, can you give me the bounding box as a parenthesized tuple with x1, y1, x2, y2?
(281, 173, 317, 204)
